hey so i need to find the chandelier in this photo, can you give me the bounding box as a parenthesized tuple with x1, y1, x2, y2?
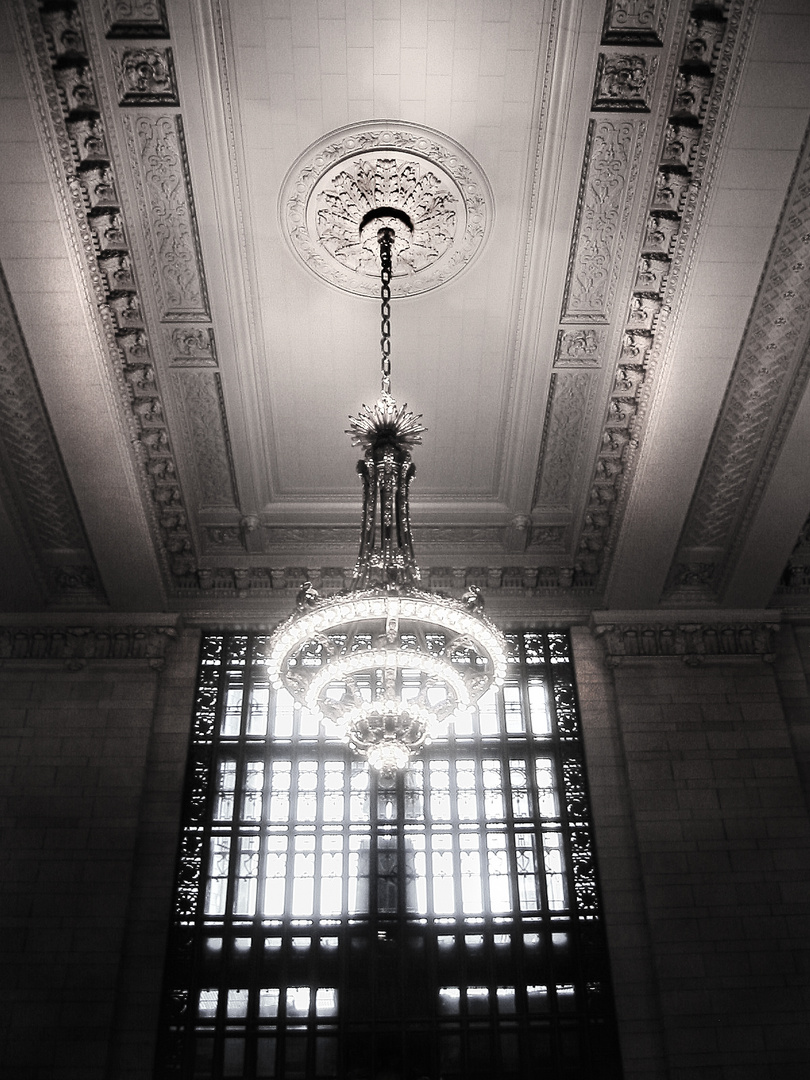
(266, 210, 507, 772)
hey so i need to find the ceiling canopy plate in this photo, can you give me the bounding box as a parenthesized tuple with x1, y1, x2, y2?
(279, 121, 494, 297)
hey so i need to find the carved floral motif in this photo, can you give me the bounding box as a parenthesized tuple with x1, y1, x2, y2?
(316, 159, 456, 276)
(104, 0, 170, 38)
(113, 46, 178, 105)
(123, 114, 209, 318)
(281, 122, 492, 297)
(592, 54, 657, 111)
(554, 327, 605, 366)
(562, 119, 645, 320)
(601, 0, 666, 45)
(167, 326, 217, 366)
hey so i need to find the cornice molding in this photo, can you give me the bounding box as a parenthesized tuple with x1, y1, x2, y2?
(0, 264, 106, 607)
(0, 614, 179, 667)
(668, 116, 810, 602)
(567, 0, 756, 590)
(591, 608, 780, 664)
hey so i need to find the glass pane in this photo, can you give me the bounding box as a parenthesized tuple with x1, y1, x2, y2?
(205, 836, 230, 915)
(214, 760, 236, 820)
(259, 988, 280, 1017)
(242, 760, 264, 820)
(222, 679, 243, 736)
(527, 678, 550, 734)
(247, 683, 269, 735)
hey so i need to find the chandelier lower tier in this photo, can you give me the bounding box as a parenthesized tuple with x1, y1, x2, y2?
(267, 216, 507, 772)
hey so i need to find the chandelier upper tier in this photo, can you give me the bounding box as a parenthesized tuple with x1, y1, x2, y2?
(267, 205, 506, 773)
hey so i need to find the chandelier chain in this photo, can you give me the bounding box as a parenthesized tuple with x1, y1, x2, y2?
(379, 227, 393, 395)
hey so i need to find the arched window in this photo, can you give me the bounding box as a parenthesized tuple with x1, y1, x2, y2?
(156, 630, 622, 1079)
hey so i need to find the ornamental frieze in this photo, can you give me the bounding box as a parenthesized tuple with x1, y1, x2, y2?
(601, 0, 666, 45)
(0, 622, 178, 666)
(667, 118, 810, 602)
(592, 614, 780, 664)
(113, 46, 177, 105)
(592, 54, 658, 111)
(561, 118, 646, 321)
(122, 113, 209, 319)
(20, 1, 198, 589)
(574, 0, 751, 590)
(103, 0, 170, 39)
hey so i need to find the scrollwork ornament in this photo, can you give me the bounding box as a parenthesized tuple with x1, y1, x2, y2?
(280, 121, 493, 296)
(114, 47, 178, 105)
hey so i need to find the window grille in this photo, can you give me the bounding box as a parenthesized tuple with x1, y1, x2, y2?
(156, 630, 622, 1078)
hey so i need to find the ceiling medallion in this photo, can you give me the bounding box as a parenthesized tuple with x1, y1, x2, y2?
(279, 121, 493, 296)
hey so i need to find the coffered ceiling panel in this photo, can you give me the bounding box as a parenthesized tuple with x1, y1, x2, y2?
(1, 0, 809, 618)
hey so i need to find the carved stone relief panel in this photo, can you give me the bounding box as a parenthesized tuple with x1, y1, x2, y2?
(667, 123, 810, 602)
(561, 118, 646, 321)
(27, 1, 197, 586)
(0, 268, 105, 606)
(122, 113, 209, 320)
(574, 0, 750, 590)
(172, 371, 238, 511)
(103, 0, 170, 39)
(166, 326, 217, 367)
(112, 47, 178, 106)
(601, 0, 667, 45)
(533, 372, 594, 508)
(592, 53, 658, 111)
(554, 327, 606, 366)
(593, 616, 779, 664)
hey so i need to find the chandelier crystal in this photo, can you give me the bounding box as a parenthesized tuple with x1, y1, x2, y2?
(267, 215, 507, 772)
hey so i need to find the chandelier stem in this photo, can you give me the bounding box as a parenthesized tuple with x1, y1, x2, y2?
(379, 226, 394, 396)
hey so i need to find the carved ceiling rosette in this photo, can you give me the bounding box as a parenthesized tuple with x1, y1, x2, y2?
(279, 122, 493, 296)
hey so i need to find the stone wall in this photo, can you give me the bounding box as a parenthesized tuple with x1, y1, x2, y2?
(574, 618, 810, 1080)
(1, 616, 809, 1078)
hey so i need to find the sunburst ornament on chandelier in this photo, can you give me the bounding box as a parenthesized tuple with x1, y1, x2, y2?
(266, 211, 507, 772)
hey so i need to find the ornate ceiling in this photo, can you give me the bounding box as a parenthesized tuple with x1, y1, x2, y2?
(1, 0, 809, 620)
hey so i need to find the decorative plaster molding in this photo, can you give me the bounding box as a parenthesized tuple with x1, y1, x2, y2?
(19, 1, 195, 591)
(574, 0, 755, 590)
(279, 121, 493, 297)
(188, 563, 582, 599)
(166, 325, 217, 366)
(0, 622, 177, 667)
(554, 327, 606, 366)
(534, 373, 594, 506)
(0, 266, 106, 606)
(562, 118, 646, 321)
(102, 0, 170, 38)
(592, 612, 780, 665)
(112, 46, 178, 105)
(172, 370, 238, 509)
(592, 54, 658, 112)
(122, 113, 209, 319)
(669, 116, 810, 600)
(601, 0, 666, 46)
